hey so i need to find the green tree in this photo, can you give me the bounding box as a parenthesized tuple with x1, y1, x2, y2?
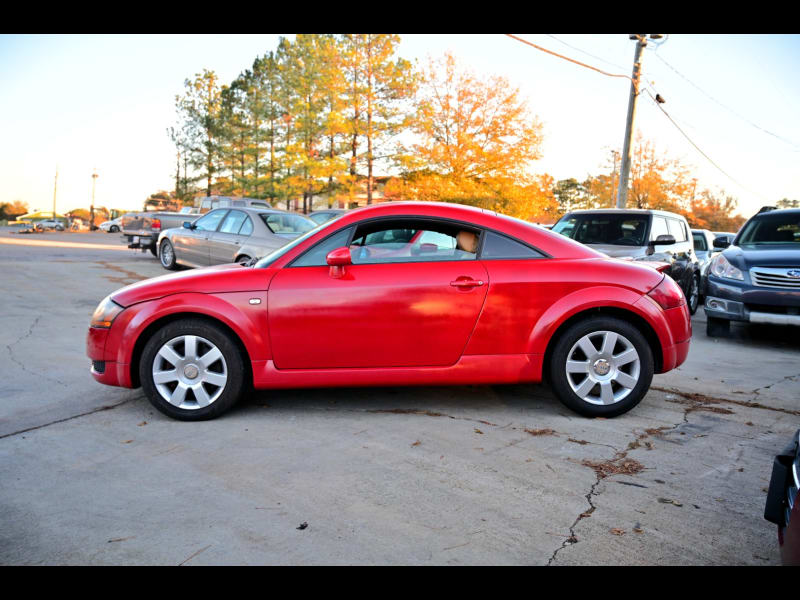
(176, 69, 224, 197)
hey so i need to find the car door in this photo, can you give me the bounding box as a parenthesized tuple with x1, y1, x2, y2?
(173, 209, 228, 267)
(207, 210, 248, 264)
(267, 219, 489, 369)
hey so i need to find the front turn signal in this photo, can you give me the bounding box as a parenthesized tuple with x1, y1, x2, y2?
(90, 295, 124, 328)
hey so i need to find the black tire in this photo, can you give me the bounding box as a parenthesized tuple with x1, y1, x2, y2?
(139, 318, 246, 421)
(149, 244, 158, 257)
(549, 316, 654, 418)
(109, 225, 119, 233)
(236, 255, 252, 266)
(159, 239, 179, 270)
(706, 316, 730, 337)
(686, 273, 700, 316)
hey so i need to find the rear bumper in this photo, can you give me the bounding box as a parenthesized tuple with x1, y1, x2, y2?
(123, 233, 156, 249)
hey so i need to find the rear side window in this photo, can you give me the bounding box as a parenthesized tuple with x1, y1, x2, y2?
(667, 218, 688, 242)
(650, 217, 669, 241)
(481, 231, 543, 259)
(218, 210, 248, 234)
(239, 217, 253, 236)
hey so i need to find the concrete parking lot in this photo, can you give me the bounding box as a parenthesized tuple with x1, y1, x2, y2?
(1, 228, 798, 565)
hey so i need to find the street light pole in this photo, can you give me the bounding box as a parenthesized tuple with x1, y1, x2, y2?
(91, 169, 98, 230)
(616, 35, 648, 209)
(52, 167, 58, 220)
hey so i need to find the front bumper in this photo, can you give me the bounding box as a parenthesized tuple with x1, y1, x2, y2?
(704, 274, 800, 325)
(86, 326, 132, 387)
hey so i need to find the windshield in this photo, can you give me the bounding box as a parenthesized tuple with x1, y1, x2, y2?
(553, 214, 649, 246)
(737, 213, 800, 246)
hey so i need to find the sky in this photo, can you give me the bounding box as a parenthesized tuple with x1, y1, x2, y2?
(1, 33, 798, 218)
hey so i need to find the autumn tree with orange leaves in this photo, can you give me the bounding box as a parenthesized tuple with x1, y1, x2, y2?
(391, 52, 552, 220)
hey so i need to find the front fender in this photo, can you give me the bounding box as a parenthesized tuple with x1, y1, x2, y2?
(104, 291, 270, 381)
(525, 285, 659, 355)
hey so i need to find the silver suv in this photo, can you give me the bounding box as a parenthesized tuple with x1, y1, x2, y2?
(552, 208, 701, 314)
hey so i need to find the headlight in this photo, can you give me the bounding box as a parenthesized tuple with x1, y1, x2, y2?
(709, 253, 744, 281)
(90, 296, 124, 328)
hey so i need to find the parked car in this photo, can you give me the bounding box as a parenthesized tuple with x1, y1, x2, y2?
(35, 219, 65, 231)
(121, 206, 198, 256)
(99, 217, 122, 233)
(764, 429, 800, 565)
(691, 229, 720, 299)
(308, 209, 347, 225)
(87, 201, 691, 421)
(704, 207, 800, 336)
(552, 209, 701, 315)
(156, 207, 316, 270)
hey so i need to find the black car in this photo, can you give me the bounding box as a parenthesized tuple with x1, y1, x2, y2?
(764, 429, 800, 566)
(703, 207, 800, 336)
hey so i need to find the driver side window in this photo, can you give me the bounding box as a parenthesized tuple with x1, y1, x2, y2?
(349, 219, 479, 264)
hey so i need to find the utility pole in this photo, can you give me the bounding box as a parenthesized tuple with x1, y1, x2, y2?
(617, 34, 663, 208)
(611, 150, 619, 207)
(52, 167, 58, 219)
(90, 169, 98, 230)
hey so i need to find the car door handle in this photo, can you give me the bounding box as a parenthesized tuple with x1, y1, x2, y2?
(450, 279, 485, 288)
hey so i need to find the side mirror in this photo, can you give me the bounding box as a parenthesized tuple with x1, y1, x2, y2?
(183, 221, 194, 229)
(652, 234, 676, 245)
(713, 237, 731, 249)
(326, 247, 352, 278)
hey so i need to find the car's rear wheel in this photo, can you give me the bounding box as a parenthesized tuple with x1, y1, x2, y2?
(706, 316, 730, 337)
(109, 225, 119, 233)
(139, 319, 246, 421)
(236, 255, 252, 266)
(159, 239, 178, 270)
(549, 316, 654, 418)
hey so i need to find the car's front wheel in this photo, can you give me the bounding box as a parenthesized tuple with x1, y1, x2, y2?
(549, 316, 654, 418)
(109, 225, 119, 233)
(159, 239, 179, 270)
(139, 318, 247, 421)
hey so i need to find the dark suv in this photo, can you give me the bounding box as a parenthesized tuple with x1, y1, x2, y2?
(552, 209, 701, 314)
(703, 207, 800, 336)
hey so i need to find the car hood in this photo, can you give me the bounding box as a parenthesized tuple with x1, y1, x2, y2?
(585, 244, 647, 259)
(110, 263, 272, 307)
(723, 245, 800, 270)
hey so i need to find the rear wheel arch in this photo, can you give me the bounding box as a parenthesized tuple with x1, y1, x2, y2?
(542, 307, 663, 384)
(130, 312, 252, 390)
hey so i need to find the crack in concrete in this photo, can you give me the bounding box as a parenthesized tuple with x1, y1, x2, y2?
(4, 316, 68, 388)
(652, 386, 800, 417)
(0, 398, 137, 440)
(751, 372, 800, 395)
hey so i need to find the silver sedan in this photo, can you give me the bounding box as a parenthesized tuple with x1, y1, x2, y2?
(156, 207, 316, 270)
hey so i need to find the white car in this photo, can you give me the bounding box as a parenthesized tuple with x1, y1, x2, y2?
(35, 219, 65, 231)
(99, 217, 122, 233)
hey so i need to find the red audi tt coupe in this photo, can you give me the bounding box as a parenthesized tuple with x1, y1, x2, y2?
(87, 202, 691, 421)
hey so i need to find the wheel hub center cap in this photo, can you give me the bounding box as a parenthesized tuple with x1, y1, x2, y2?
(184, 365, 199, 380)
(593, 359, 611, 376)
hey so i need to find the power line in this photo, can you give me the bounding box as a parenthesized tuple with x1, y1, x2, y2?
(544, 35, 629, 72)
(651, 51, 800, 150)
(505, 34, 633, 82)
(642, 88, 769, 202)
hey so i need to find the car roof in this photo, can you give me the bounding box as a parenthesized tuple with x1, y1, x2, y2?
(564, 208, 686, 219)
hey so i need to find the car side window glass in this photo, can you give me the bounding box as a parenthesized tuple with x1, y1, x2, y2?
(292, 227, 353, 267)
(667, 218, 687, 242)
(650, 217, 669, 241)
(349, 219, 479, 264)
(481, 231, 543, 259)
(692, 232, 707, 251)
(218, 210, 248, 234)
(238, 216, 253, 236)
(194, 210, 227, 232)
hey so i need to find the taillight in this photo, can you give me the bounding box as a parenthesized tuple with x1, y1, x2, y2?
(647, 276, 685, 310)
(151, 219, 162, 231)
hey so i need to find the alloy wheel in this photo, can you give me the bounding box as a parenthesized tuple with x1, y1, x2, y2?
(151, 335, 227, 409)
(565, 330, 641, 405)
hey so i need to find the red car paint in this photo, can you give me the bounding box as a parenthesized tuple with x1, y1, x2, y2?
(87, 201, 691, 396)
